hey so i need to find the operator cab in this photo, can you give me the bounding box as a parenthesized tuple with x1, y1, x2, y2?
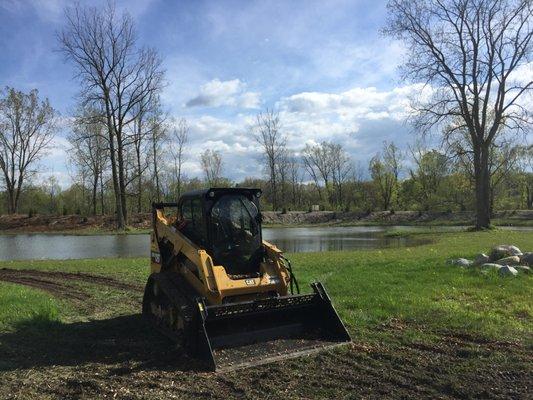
(178, 188, 263, 276)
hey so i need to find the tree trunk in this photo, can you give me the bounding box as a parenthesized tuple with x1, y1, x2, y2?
(6, 184, 15, 214)
(177, 170, 181, 199)
(116, 136, 128, 225)
(474, 147, 491, 229)
(99, 170, 105, 215)
(136, 145, 142, 213)
(12, 176, 24, 214)
(103, 94, 125, 229)
(108, 130, 125, 229)
(152, 135, 160, 202)
(92, 174, 98, 216)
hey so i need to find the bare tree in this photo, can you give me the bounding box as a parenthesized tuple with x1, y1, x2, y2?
(170, 118, 189, 199)
(0, 88, 56, 213)
(149, 110, 167, 203)
(384, 0, 533, 228)
(128, 100, 160, 213)
(302, 141, 351, 207)
(59, 2, 164, 228)
(302, 142, 332, 202)
(201, 149, 223, 186)
(330, 143, 352, 207)
(369, 141, 402, 210)
(287, 151, 303, 208)
(68, 108, 108, 215)
(252, 110, 286, 210)
(277, 147, 290, 207)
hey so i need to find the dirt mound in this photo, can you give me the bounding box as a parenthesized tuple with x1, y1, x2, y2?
(0, 213, 151, 232)
(0, 268, 143, 299)
(1, 210, 532, 232)
(261, 210, 533, 226)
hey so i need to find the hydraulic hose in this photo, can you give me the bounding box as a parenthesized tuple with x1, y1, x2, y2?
(281, 256, 300, 294)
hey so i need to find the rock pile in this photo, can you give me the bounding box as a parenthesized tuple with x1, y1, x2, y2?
(448, 245, 532, 277)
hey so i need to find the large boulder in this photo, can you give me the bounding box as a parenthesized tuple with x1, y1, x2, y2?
(498, 266, 518, 277)
(473, 253, 490, 266)
(494, 256, 521, 266)
(490, 245, 522, 261)
(520, 252, 533, 266)
(480, 263, 502, 271)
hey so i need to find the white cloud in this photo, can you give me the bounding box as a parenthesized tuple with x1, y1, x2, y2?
(509, 62, 533, 86)
(165, 83, 424, 181)
(44, 83, 422, 185)
(186, 79, 261, 109)
(277, 84, 426, 121)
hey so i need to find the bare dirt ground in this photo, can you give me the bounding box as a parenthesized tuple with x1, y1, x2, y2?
(0, 269, 531, 399)
(0, 268, 143, 294)
(261, 209, 533, 226)
(0, 213, 151, 233)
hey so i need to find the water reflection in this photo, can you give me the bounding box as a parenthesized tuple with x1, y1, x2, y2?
(0, 225, 529, 261)
(262, 226, 430, 253)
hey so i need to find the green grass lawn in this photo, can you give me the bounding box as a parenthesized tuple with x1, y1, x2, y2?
(291, 231, 532, 344)
(0, 230, 531, 343)
(0, 230, 531, 399)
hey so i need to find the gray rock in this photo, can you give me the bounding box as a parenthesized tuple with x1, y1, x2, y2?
(480, 263, 502, 270)
(498, 266, 518, 277)
(515, 265, 531, 273)
(473, 253, 490, 266)
(490, 245, 522, 261)
(449, 258, 473, 267)
(520, 252, 533, 266)
(494, 256, 521, 266)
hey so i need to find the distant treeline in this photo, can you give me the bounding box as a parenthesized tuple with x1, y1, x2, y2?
(1, 145, 531, 217)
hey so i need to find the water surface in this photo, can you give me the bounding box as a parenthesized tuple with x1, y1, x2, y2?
(0, 225, 529, 261)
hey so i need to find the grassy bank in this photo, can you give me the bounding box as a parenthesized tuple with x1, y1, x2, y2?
(0, 230, 531, 399)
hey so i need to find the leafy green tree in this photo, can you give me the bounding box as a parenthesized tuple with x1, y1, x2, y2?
(409, 148, 450, 211)
(369, 142, 402, 210)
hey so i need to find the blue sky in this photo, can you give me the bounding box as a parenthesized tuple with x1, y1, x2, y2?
(0, 0, 419, 185)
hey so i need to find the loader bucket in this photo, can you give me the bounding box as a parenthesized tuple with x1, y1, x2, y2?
(194, 282, 351, 371)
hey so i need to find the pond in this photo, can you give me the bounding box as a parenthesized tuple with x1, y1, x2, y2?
(0, 225, 529, 261)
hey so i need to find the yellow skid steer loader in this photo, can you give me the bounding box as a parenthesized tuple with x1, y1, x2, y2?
(143, 188, 350, 371)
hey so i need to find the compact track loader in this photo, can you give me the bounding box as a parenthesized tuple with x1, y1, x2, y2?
(143, 188, 350, 371)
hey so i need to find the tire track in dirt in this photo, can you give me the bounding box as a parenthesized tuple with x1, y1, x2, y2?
(0, 275, 90, 300)
(0, 268, 143, 300)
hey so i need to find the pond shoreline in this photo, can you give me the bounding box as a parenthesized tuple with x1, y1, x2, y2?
(0, 209, 531, 235)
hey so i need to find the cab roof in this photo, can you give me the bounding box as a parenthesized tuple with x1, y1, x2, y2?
(179, 187, 262, 203)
